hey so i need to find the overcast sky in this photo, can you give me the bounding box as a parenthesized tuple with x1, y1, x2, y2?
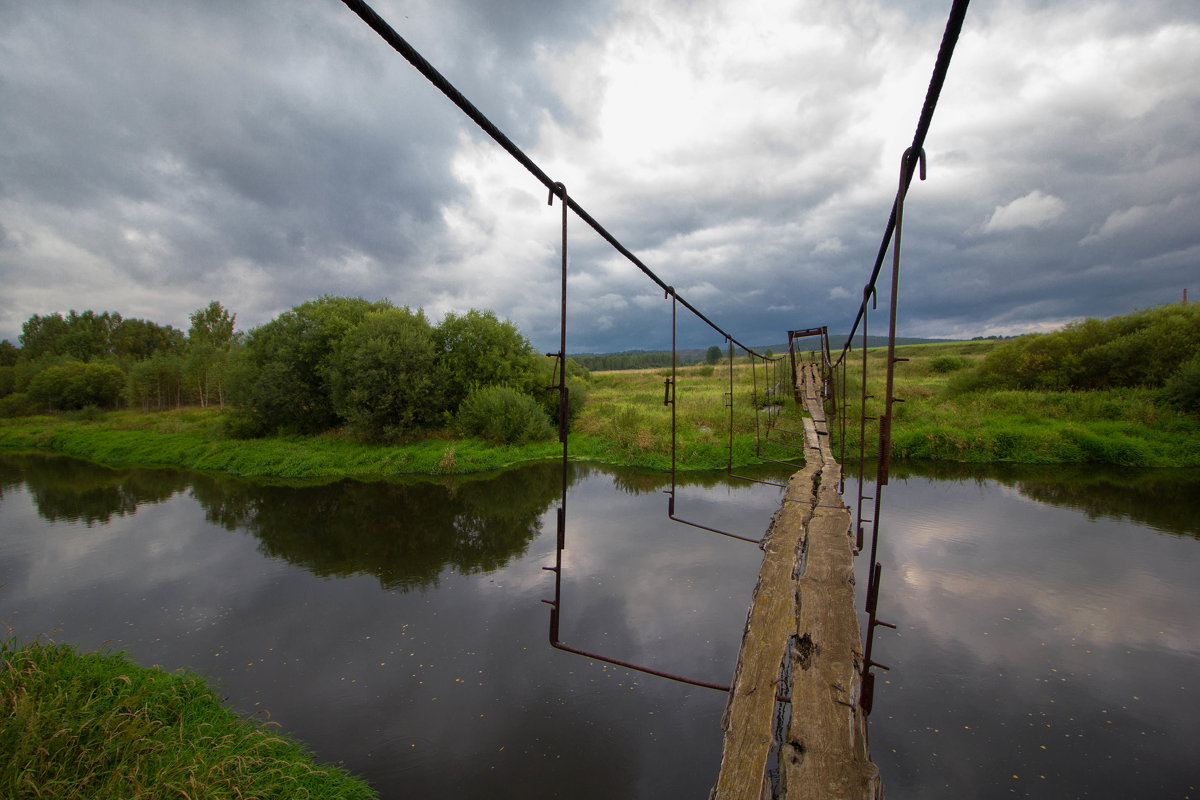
(2, 0, 1197, 353)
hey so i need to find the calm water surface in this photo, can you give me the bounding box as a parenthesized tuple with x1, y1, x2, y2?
(1, 454, 1197, 798)
(853, 462, 1200, 799)
(0, 454, 783, 798)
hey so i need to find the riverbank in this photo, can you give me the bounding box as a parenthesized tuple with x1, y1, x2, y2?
(0, 419, 803, 481)
(0, 361, 809, 479)
(0, 639, 377, 800)
(3, 344, 1198, 478)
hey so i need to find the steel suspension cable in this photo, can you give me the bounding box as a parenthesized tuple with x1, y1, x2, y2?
(834, 0, 970, 367)
(340, 0, 767, 357)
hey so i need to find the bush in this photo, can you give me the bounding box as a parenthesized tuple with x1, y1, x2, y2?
(206, 409, 266, 440)
(26, 361, 125, 411)
(1162, 356, 1200, 414)
(456, 386, 554, 445)
(929, 355, 970, 373)
(62, 405, 106, 422)
(538, 375, 589, 434)
(0, 391, 31, 417)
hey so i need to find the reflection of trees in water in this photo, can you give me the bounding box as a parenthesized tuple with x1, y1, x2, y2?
(891, 461, 1200, 539)
(1, 453, 567, 590)
(188, 461, 566, 590)
(4, 454, 188, 525)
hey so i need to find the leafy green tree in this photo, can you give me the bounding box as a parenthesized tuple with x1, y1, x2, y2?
(111, 318, 185, 361)
(186, 301, 240, 408)
(127, 354, 185, 412)
(234, 296, 391, 434)
(62, 310, 122, 361)
(188, 301, 238, 348)
(19, 310, 125, 362)
(706, 345, 722, 365)
(19, 314, 71, 360)
(0, 340, 18, 367)
(434, 310, 541, 411)
(328, 307, 440, 438)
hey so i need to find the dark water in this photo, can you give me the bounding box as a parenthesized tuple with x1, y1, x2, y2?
(1, 454, 1198, 798)
(852, 462, 1200, 799)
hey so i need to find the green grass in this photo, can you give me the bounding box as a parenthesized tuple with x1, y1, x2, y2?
(569, 360, 807, 470)
(1, 639, 376, 800)
(829, 340, 1200, 467)
(16, 339, 1195, 474)
(0, 360, 807, 479)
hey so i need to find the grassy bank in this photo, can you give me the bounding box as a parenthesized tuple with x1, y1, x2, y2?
(0, 361, 808, 480)
(1, 639, 376, 800)
(830, 340, 1200, 467)
(6, 338, 1195, 477)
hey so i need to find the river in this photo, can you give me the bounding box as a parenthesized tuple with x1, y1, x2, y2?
(1, 453, 1197, 798)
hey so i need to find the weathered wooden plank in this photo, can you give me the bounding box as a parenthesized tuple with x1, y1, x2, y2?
(712, 460, 817, 800)
(713, 368, 881, 799)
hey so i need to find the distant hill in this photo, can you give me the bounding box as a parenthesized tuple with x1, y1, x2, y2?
(572, 336, 968, 371)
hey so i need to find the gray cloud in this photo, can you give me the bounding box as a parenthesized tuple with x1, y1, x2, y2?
(1, 0, 1197, 352)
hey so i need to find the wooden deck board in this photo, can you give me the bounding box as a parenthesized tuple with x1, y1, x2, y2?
(712, 368, 881, 800)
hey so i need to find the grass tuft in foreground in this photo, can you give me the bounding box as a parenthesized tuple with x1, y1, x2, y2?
(1, 639, 377, 800)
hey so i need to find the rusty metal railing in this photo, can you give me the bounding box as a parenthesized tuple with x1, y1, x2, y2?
(834, 147, 926, 713)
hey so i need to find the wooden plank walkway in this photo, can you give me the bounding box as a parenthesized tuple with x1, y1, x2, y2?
(712, 367, 881, 800)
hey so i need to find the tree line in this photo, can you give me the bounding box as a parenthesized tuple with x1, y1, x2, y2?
(0, 296, 589, 444)
(0, 303, 238, 415)
(571, 349, 705, 371)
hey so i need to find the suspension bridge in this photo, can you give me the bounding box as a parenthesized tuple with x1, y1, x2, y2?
(340, 0, 971, 796)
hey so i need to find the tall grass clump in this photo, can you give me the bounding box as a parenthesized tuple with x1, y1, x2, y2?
(0, 639, 377, 799)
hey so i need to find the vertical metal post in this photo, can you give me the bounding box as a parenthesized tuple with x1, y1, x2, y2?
(666, 288, 677, 517)
(878, 147, 925, 486)
(855, 286, 874, 552)
(544, 182, 568, 643)
(726, 339, 735, 473)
